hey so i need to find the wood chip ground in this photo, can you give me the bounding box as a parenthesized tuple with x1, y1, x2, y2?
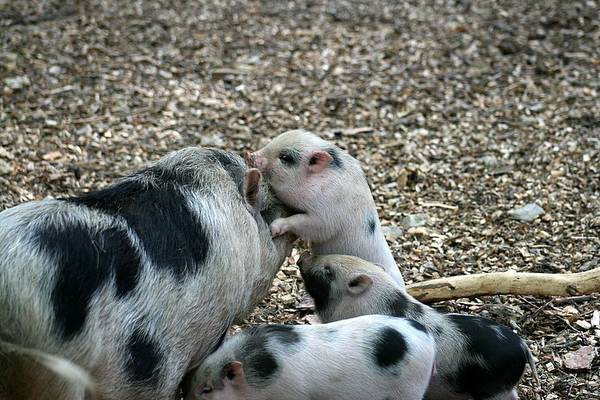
(1, 1, 598, 399)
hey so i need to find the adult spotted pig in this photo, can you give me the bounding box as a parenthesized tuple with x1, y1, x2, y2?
(0, 147, 295, 400)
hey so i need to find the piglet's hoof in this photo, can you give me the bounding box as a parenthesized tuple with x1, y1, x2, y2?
(270, 219, 289, 237)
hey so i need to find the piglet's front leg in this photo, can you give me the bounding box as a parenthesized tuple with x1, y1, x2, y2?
(270, 213, 335, 242)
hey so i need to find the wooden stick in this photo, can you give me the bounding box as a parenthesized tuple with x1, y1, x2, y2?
(407, 267, 600, 303)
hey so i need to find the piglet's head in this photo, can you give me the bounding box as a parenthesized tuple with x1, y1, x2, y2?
(246, 129, 337, 209)
(298, 253, 396, 323)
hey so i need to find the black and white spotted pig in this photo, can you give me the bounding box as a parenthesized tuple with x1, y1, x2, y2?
(248, 129, 405, 289)
(186, 315, 436, 400)
(0, 148, 295, 400)
(299, 254, 540, 400)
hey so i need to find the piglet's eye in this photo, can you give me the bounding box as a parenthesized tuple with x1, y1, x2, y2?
(278, 152, 296, 166)
(201, 387, 213, 394)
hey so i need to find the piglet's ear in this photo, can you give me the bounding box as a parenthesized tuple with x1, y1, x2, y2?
(222, 361, 246, 387)
(307, 151, 333, 174)
(243, 168, 262, 211)
(347, 274, 373, 295)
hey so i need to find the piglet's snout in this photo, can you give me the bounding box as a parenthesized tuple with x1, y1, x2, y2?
(249, 152, 269, 170)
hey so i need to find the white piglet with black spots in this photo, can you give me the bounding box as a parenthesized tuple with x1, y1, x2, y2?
(186, 315, 436, 400)
(248, 129, 405, 289)
(299, 254, 540, 400)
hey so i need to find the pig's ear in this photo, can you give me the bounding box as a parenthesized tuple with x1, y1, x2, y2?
(222, 361, 246, 387)
(243, 168, 262, 210)
(347, 274, 373, 295)
(307, 151, 333, 174)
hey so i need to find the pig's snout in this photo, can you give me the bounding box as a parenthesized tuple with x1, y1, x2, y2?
(247, 152, 268, 171)
(244, 151, 255, 167)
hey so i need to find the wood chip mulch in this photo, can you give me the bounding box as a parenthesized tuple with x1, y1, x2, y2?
(1, 1, 598, 399)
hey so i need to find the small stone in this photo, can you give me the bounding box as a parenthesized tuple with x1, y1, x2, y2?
(0, 159, 12, 175)
(407, 226, 430, 237)
(4, 75, 30, 89)
(509, 203, 545, 222)
(491, 210, 504, 220)
(529, 102, 545, 112)
(42, 151, 62, 161)
(48, 65, 64, 75)
(159, 70, 173, 79)
(575, 320, 592, 330)
(401, 213, 430, 229)
(45, 119, 59, 127)
(480, 155, 498, 167)
(0, 147, 12, 159)
(200, 134, 225, 147)
(591, 310, 600, 327)
(76, 125, 93, 136)
(382, 226, 403, 241)
(564, 346, 595, 370)
(481, 155, 511, 175)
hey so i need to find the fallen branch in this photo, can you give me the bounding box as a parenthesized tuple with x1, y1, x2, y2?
(407, 267, 600, 303)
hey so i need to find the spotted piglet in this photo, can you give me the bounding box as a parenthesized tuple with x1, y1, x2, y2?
(248, 129, 405, 289)
(186, 315, 436, 400)
(299, 254, 540, 400)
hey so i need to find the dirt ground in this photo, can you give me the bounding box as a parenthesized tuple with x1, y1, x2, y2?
(1, 1, 599, 399)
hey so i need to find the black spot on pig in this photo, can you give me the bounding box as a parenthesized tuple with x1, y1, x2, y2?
(255, 324, 301, 345)
(278, 149, 300, 167)
(301, 266, 336, 312)
(249, 351, 278, 381)
(66, 172, 210, 280)
(408, 319, 428, 334)
(241, 334, 280, 385)
(373, 327, 407, 369)
(126, 328, 162, 384)
(66, 177, 147, 208)
(407, 301, 425, 318)
(449, 315, 526, 398)
(432, 324, 445, 337)
(35, 221, 142, 340)
(387, 292, 426, 320)
(325, 148, 343, 168)
(366, 215, 377, 235)
(387, 291, 410, 318)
